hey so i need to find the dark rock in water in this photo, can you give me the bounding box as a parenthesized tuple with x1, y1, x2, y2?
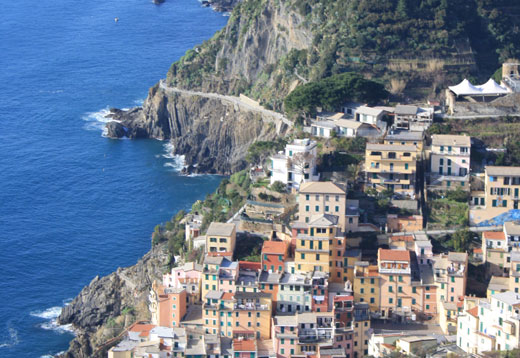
(153, 0, 165, 4)
(201, 1, 210, 7)
(105, 121, 126, 138)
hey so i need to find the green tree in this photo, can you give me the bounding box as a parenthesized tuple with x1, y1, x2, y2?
(450, 229, 471, 252)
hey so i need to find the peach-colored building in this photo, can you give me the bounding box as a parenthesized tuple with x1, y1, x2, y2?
(386, 214, 423, 233)
(233, 339, 258, 358)
(234, 291, 272, 339)
(149, 281, 186, 328)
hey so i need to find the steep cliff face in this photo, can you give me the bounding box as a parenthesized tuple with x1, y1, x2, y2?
(108, 84, 287, 174)
(57, 244, 169, 358)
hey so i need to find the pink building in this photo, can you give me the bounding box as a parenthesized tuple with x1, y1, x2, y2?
(163, 262, 203, 303)
(273, 316, 298, 358)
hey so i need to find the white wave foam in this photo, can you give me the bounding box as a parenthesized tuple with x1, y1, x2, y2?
(30, 306, 62, 319)
(133, 98, 145, 106)
(0, 327, 19, 348)
(82, 107, 121, 136)
(40, 321, 74, 334)
(162, 142, 175, 159)
(164, 155, 186, 172)
(31, 306, 76, 335)
(162, 142, 186, 171)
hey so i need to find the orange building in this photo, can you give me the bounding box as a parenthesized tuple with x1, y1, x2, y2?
(234, 291, 272, 339)
(149, 281, 187, 328)
(261, 240, 289, 273)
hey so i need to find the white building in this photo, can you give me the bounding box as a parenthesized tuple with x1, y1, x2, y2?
(429, 134, 471, 191)
(457, 291, 520, 354)
(270, 138, 319, 190)
(310, 120, 336, 138)
(355, 106, 387, 131)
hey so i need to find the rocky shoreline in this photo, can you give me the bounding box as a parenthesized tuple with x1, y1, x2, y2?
(104, 84, 287, 175)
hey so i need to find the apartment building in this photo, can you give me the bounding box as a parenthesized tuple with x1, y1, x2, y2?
(261, 240, 288, 273)
(294, 214, 346, 281)
(298, 181, 349, 231)
(163, 262, 203, 304)
(149, 281, 187, 328)
(270, 138, 319, 190)
(234, 291, 272, 339)
(353, 262, 380, 313)
(378, 249, 413, 320)
(205, 222, 236, 254)
(276, 273, 312, 314)
(482, 222, 520, 277)
(384, 130, 425, 151)
(457, 291, 520, 354)
(201, 255, 238, 301)
(470, 166, 520, 225)
(429, 134, 471, 191)
(365, 143, 417, 198)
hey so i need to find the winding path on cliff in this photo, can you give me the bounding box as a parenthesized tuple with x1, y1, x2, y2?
(158, 80, 293, 127)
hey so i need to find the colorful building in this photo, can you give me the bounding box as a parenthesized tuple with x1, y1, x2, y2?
(365, 143, 418, 198)
(205, 222, 237, 254)
(429, 134, 471, 191)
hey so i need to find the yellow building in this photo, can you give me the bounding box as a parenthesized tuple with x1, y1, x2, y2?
(384, 130, 425, 151)
(343, 248, 362, 284)
(205, 222, 237, 254)
(470, 166, 520, 225)
(365, 143, 417, 198)
(234, 291, 272, 339)
(203, 291, 235, 336)
(295, 215, 335, 275)
(354, 262, 381, 312)
(298, 181, 350, 231)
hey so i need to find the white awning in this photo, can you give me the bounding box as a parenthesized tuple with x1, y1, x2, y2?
(476, 78, 509, 95)
(448, 79, 482, 96)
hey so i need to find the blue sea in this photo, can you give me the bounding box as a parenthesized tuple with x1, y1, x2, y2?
(0, 1, 227, 357)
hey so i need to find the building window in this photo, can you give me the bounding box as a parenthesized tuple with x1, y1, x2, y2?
(335, 206, 339, 212)
(305, 205, 310, 212)
(315, 205, 319, 211)
(306, 194, 310, 201)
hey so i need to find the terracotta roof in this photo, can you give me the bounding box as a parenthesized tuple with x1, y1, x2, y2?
(299, 181, 346, 194)
(262, 240, 287, 255)
(221, 292, 234, 301)
(379, 249, 411, 262)
(483, 231, 506, 241)
(466, 306, 478, 318)
(333, 295, 354, 302)
(239, 261, 262, 271)
(390, 235, 414, 242)
(129, 323, 156, 337)
(473, 248, 483, 254)
(233, 339, 257, 352)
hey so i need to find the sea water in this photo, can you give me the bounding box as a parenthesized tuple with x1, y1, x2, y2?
(0, 1, 227, 357)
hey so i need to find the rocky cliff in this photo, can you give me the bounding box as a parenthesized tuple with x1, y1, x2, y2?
(57, 244, 169, 358)
(107, 83, 288, 174)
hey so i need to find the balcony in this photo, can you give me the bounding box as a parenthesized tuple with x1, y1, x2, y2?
(379, 267, 411, 274)
(235, 303, 270, 311)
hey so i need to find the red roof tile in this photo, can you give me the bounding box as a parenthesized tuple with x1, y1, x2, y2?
(483, 231, 506, 240)
(473, 248, 483, 254)
(222, 292, 234, 300)
(262, 240, 288, 255)
(467, 306, 479, 318)
(239, 261, 261, 271)
(379, 249, 411, 262)
(233, 339, 256, 352)
(390, 235, 414, 242)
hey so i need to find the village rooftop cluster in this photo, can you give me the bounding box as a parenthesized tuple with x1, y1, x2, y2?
(108, 63, 520, 358)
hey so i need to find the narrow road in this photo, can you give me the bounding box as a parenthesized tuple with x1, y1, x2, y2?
(441, 113, 520, 119)
(158, 80, 293, 127)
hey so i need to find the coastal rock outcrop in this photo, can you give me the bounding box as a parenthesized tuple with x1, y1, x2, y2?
(107, 84, 287, 174)
(57, 244, 169, 358)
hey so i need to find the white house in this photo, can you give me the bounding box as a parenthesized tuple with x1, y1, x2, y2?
(310, 120, 336, 138)
(270, 138, 319, 190)
(355, 106, 387, 131)
(457, 291, 520, 354)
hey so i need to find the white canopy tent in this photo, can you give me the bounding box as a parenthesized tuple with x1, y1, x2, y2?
(448, 79, 482, 96)
(449, 78, 510, 96)
(476, 78, 509, 95)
